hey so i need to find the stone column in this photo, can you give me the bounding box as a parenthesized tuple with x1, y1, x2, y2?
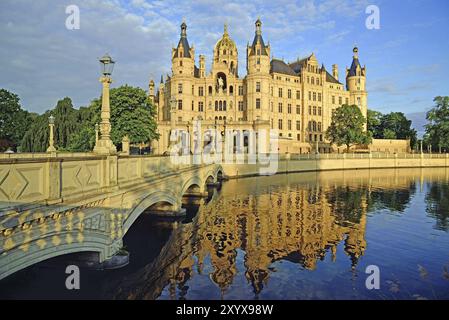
(94, 76, 117, 154)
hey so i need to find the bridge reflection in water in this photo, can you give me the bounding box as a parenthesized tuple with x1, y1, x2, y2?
(1, 167, 449, 299)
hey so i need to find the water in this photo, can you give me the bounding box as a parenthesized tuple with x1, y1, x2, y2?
(1, 168, 449, 300)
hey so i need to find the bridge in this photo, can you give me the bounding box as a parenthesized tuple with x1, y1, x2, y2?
(0, 153, 223, 280)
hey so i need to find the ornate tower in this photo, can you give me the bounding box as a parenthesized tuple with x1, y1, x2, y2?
(346, 46, 367, 127)
(213, 24, 238, 77)
(172, 21, 195, 76)
(246, 18, 271, 122)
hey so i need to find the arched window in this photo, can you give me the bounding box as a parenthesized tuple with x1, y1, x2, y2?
(219, 116, 222, 120)
(229, 85, 234, 95)
(223, 101, 227, 111)
(219, 101, 223, 111)
(311, 77, 315, 85)
(215, 101, 218, 111)
(208, 86, 212, 95)
(312, 121, 317, 131)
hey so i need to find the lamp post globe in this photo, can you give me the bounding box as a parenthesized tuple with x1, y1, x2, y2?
(99, 53, 115, 77)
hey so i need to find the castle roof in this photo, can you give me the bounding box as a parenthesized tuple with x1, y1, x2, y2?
(250, 33, 268, 56)
(270, 59, 296, 76)
(175, 37, 191, 58)
(347, 57, 361, 77)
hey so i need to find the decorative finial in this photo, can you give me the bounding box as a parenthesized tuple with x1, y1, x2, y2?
(224, 23, 228, 34)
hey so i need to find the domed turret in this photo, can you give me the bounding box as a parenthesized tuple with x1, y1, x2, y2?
(213, 24, 238, 76)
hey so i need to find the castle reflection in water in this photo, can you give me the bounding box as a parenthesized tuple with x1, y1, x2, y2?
(111, 168, 449, 300)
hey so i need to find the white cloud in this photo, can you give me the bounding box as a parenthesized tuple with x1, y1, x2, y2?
(0, 0, 369, 113)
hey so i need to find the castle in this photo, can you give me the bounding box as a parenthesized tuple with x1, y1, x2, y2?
(149, 19, 368, 154)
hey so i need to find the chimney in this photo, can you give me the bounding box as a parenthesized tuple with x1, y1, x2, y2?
(332, 64, 339, 81)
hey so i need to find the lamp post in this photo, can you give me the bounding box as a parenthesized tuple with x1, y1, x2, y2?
(46, 115, 56, 153)
(93, 53, 117, 154)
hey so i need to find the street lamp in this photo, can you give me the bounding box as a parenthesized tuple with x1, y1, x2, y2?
(93, 53, 117, 154)
(46, 115, 56, 153)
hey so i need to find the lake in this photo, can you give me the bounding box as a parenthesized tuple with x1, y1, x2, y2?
(1, 168, 448, 300)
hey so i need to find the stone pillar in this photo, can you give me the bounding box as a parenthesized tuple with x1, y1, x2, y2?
(46, 116, 56, 153)
(94, 76, 117, 155)
(121, 135, 130, 155)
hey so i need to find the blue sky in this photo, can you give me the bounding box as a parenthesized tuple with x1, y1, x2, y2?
(0, 0, 448, 122)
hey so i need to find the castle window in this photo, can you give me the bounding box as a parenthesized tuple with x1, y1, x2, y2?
(288, 89, 292, 99)
(209, 86, 213, 95)
(288, 120, 292, 130)
(257, 58, 260, 65)
(312, 121, 317, 131)
(278, 119, 283, 130)
(313, 92, 316, 101)
(223, 49, 226, 55)
(308, 91, 311, 100)
(339, 97, 342, 105)
(219, 101, 223, 111)
(192, 85, 194, 94)
(287, 104, 292, 114)
(239, 86, 243, 95)
(308, 121, 311, 130)
(297, 133, 300, 141)
(296, 121, 301, 130)
(357, 97, 361, 106)
(271, 119, 273, 129)
(256, 98, 261, 109)
(318, 122, 322, 132)
(308, 106, 312, 115)
(178, 100, 182, 110)
(198, 102, 204, 112)
(270, 101, 273, 112)
(296, 105, 301, 114)
(318, 93, 322, 102)
(307, 76, 310, 83)
(199, 86, 204, 96)
(223, 101, 227, 111)
(179, 60, 183, 66)
(192, 101, 194, 111)
(215, 101, 218, 111)
(278, 88, 283, 98)
(318, 106, 322, 116)
(296, 90, 300, 100)
(178, 83, 183, 94)
(257, 48, 261, 55)
(238, 101, 244, 111)
(278, 103, 283, 113)
(313, 106, 317, 115)
(256, 82, 261, 93)
(311, 77, 315, 85)
(316, 77, 320, 85)
(320, 134, 323, 142)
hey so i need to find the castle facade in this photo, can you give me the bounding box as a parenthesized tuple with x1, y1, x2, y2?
(149, 19, 367, 154)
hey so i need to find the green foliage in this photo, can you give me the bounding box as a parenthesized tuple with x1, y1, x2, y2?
(325, 104, 372, 151)
(424, 96, 449, 152)
(21, 97, 81, 152)
(0, 89, 33, 151)
(367, 109, 417, 148)
(67, 85, 159, 151)
(367, 109, 383, 138)
(20, 85, 159, 152)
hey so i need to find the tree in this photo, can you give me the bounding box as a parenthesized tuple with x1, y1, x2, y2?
(0, 89, 33, 151)
(367, 109, 417, 148)
(381, 112, 417, 147)
(67, 85, 159, 152)
(367, 109, 383, 138)
(325, 104, 372, 152)
(425, 96, 449, 152)
(21, 97, 81, 152)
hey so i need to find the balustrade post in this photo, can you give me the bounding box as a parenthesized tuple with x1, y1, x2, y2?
(46, 158, 62, 204)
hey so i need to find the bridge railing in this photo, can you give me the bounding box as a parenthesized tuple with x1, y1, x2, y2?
(0, 154, 201, 212)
